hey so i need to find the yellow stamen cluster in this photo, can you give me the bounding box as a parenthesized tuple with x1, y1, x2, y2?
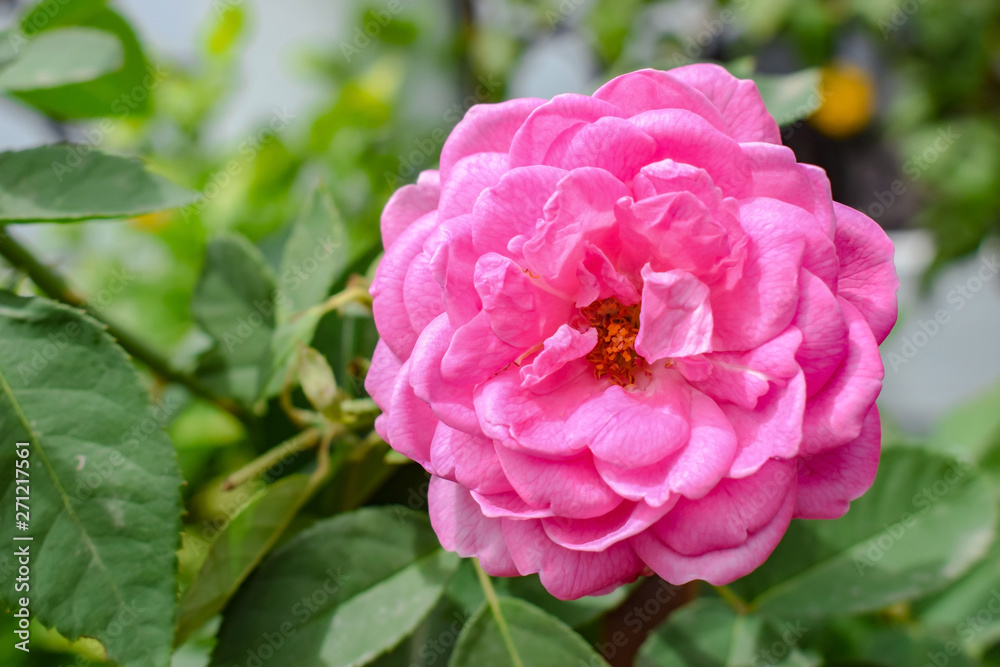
(581, 297, 644, 387)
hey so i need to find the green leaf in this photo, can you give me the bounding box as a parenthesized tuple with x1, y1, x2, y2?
(210, 507, 460, 667)
(732, 449, 997, 617)
(0, 27, 123, 91)
(0, 145, 193, 222)
(278, 183, 349, 317)
(752, 69, 822, 126)
(175, 474, 313, 646)
(255, 306, 325, 401)
(923, 379, 1000, 466)
(637, 599, 757, 666)
(449, 597, 611, 667)
(0, 292, 182, 667)
(916, 531, 1000, 654)
(637, 598, 816, 667)
(15, 0, 155, 119)
(192, 234, 277, 407)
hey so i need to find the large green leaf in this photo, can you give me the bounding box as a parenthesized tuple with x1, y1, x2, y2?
(278, 183, 349, 316)
(449, 597, 611, 667)
(636, 598, 817, 667)
(175, 474, 314, 645)
(15, 0, 154, 119)
(0, 146, 193, 222)
(916, 530, 1000, 655)
(210, 507, 460, 667)
(732, 449, 997, 617)
(192, 234, 277, 407)
(0, 27, 123, 91)
(0, 292, 182, 667)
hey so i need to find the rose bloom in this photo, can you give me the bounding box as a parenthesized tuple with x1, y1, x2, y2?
(366, 64, 898, 600)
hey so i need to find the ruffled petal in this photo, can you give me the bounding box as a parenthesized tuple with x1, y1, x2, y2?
(669, 63, 781, 144)
(635, 266, 714, 361)
(833, 203, 899, 344)
(439, 98, 545, 182)
(429, 477, 519, 576)
(723, 370, 807, 477)
(502, 518, 644, 600)
(380, 170, 440, 249)
(795, 406, 881, 520)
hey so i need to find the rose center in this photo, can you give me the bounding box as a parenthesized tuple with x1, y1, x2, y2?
(581, 297, 644, 387)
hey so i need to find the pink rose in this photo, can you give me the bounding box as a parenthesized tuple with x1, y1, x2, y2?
(367, 65, 898, 600)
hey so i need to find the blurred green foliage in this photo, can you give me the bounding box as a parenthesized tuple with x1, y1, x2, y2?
(0, 0, 999, 666)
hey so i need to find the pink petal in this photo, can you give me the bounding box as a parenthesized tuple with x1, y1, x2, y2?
(408, 313, 480, 434)
(475, 253, 572, 347)
(617, 192, 732, 280)
(522, 167, 630, 290)
(795, 406, 881, 520)
(574, 373, 692, 469)
(542, 500, 675, 552)
(833, 202, 899, 344)
(669, 63, 781, 144)
(628, 108, 753, 197)
(793, 270, 848, 396)
(650, 459, 796, 556)
(800, 298, 884, 456)
(686, 327, 802, 410)
(593, 68, 729, 133)
(595, 389, 738, 504)
(437, 152, 509, 221)
(364, 340, 401, 412)
(519, 325, 597, 394)
(632, 159, 723, 206)
(534, 116, 659, 183)
(471, 165, 567, 258)
(439, 98, 545, 183)
(575, 243, 642, 307)
(472, 490, 554, 519)
(474, 368, 598, 457)
(427, 213, 480, 327)
(371, 211, 442, 358)
(494, 447, 623, 519)
(632, 463, 797, 585)
(430, 422, 512, 495)
(743, 142, 836, 248)
(374, 357, 436, 468)
(429, 477, 519, 576)
(723, 370, 807, 477)
(508, 93, 627, 167)
(710, 204, 805, 352)
(502, 518, 644, 600)
(380, 170, 440, 249)
(636, 266, 714, 361)
(442, 310, 522, 384)
(402, 251, 445, 332)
